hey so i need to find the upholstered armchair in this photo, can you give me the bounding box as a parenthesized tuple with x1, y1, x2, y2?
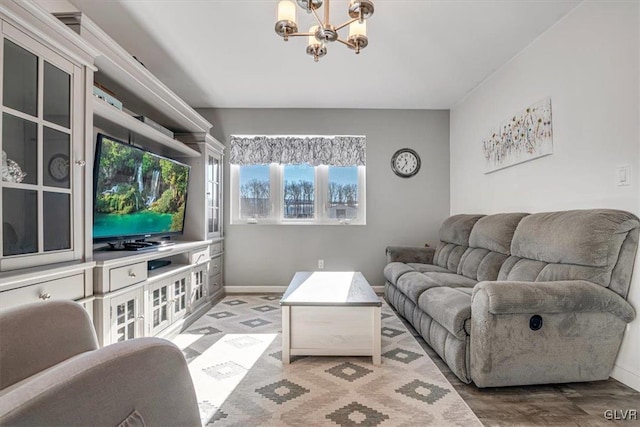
(0, 300, 200, 426)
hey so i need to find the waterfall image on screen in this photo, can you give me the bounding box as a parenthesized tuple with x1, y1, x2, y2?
(93, 135, 190, 241)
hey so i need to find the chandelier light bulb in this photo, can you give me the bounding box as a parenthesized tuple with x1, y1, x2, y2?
(278, 0, 297, 23)
(349, 20, 366, 38)
(308, 25, 320, 47)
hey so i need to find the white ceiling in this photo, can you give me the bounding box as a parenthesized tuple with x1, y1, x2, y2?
(66, 0, 581, 109)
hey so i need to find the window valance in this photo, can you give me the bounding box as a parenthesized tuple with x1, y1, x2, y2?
(229, 135, 366, 166)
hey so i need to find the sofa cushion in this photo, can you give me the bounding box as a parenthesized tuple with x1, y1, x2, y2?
(469, 213, 529, 255)
(458, 249, 509, 282)
(418, 287, 472, 340)
(396, 271, 476, 305)
(406, 263, 453, 274)
(456, 213, 528, 282)
(509, 210, 639, 289)
(439, 214, 485, 246)
(433, 214, 484, 273)
(384, 262, 415, 285)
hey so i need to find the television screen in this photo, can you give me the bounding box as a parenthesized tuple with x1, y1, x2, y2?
(93, 134, 190, 242)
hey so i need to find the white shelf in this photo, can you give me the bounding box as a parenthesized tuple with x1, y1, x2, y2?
(55, 12, 212, 135)
(93, 97, 200, 157)
(93, 240, 212, 268)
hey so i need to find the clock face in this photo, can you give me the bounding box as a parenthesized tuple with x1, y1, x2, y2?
(391, 149, 421, 178)
(48, 154, 70, 182)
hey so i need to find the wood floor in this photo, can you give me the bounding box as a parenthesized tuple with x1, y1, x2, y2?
(395, 313, 640, 426)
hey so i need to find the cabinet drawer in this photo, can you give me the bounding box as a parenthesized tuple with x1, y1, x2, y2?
(210, 256, 222, 277)
(209, 273, 222, 292)
(191, 247, 210, 265)
(210, 242, 223, 255)
(109, 262, 147, 291)
(0, 274, 85, 309)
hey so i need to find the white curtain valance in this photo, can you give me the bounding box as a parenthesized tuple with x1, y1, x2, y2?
(229, 135, 366, 166)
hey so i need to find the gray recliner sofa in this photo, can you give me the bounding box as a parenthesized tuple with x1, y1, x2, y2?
(384, 209, 638, 387)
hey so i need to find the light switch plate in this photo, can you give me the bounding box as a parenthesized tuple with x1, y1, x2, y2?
(617, 165, 631, 187)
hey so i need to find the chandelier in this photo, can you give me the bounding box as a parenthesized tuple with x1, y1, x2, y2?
(275, 0, 375, 62)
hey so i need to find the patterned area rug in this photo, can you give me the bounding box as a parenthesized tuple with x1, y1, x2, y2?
(172, 295, 481, 426)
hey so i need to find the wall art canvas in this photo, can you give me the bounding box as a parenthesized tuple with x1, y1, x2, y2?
(482, 98, 553, 173)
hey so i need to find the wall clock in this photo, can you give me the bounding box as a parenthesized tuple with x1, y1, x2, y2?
(391, 148, 421, 178)
(48, 153, 70, 182)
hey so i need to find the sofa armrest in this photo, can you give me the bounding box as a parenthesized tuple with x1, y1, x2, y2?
(0, 301, 98, 390)
(386, 246, 435, 264)
(472, 280, 635, 323)
(0, 337, 200, 427)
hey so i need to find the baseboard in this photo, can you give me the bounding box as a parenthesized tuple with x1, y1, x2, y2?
(224, 286, 287, 293)
(611, 364, 640, 391)
(224, 285, 385, 294)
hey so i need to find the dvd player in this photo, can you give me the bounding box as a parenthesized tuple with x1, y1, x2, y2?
(148, 259, 171, 270)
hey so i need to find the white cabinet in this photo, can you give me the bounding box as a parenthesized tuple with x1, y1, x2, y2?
(93, 241, 217, 346)
(171, 274, 188, 321)
(179, 134, 225, 241)
(206, 147, 223, 239)
(209, 254, 223, 297)
(0, 261, 94, 315)
(0, 3, 94, 273)
(109, 287, 144, 343)
(147, 271, 189, 336)
(147, 278, 171, 335)
(178, 135, 225, 299)
(0, 2, 95, 318)
(190, 262, 208, 311)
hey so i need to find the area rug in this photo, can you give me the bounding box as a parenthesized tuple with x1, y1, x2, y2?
(172, 295, 482, 427)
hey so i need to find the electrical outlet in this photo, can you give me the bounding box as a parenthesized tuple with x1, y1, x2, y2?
(318, 259, 324, 269)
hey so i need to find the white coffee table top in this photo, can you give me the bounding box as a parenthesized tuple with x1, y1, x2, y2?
(280, 271, 381, 307)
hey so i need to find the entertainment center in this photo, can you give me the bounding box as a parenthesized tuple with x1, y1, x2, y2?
(0, 2, 224, 346)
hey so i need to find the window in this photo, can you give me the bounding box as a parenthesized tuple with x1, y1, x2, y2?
(229, 135, 366, 225)
(328, 166, 359, 220)
(284, 164, 315, 219)
(231, 164, 365, 225)
(239, 165, 270, 219)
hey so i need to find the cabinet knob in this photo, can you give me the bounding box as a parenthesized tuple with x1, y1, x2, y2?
(129, 272, 136, 278)
(75, 160, 86, 167)
(137, 315, 145, 320)
(39, 293, 51, 300)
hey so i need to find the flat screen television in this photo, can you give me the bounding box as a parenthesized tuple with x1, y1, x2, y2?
(93, 133, 190, 242)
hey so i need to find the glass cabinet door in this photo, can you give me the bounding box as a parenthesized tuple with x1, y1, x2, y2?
(190, 264, 207, 310)
(172, 275, 188, 321)
(1, 29, 79, 270)
(110, 289, 143, 343)
(148, 281, 170, 335)
(205, 149, 221, 238)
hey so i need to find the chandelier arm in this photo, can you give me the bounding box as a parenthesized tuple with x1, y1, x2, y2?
(334, 17, 358, 32)
(324, 0, 330, 26)
(337, 37, 356, 48)
(288, 32, 314, 37)
(310, 7, 325, 29)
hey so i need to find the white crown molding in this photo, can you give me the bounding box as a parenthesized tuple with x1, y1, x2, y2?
(0, 0, 97, 68)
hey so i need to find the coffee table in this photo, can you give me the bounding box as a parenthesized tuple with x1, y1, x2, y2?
(280, 271, 382, 365)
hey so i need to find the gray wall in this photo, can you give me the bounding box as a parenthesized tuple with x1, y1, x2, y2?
(198, 108, 450, 287)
